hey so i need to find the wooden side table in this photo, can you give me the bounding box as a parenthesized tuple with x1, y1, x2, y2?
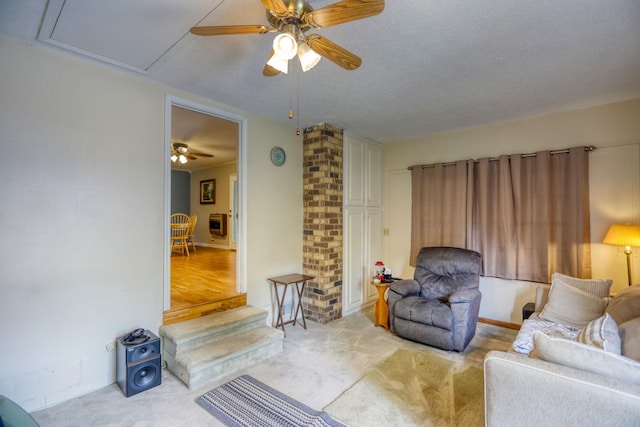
(267, 274, 314, 337)
(373, 282, 390, 330)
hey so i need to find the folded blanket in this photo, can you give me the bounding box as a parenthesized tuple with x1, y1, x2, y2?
(513, 318, 580, 355)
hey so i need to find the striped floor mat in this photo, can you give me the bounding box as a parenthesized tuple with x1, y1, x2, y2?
(196, 375, 346, 427)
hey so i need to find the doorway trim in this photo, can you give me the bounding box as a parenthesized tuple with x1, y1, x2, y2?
(163, 95, 248, 311)
(229, 173, 238, 251)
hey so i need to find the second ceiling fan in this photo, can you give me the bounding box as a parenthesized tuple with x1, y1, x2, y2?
(190, 0, 385, 76)
(171, 142, 213, 164)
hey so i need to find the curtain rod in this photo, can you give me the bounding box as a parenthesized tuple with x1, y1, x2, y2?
(408, 145, 596, 170)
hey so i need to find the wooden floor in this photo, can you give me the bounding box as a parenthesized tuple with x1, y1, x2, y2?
(163, 246, 246, 325)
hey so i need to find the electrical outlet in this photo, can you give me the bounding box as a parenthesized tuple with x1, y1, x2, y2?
(105, 341, 116, 352)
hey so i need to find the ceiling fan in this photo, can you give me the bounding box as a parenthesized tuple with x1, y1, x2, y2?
(190, 0, 385, 76)
(171, 142, 213, 164)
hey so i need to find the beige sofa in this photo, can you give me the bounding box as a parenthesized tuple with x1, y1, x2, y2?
(484, 280, 640, 427)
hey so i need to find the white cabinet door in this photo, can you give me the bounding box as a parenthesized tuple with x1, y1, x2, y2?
(343, 136, 383, 315)
(365, 209, 382, 302)
(345, 138, 365, 206)
(367, 144, 382, 207)
(344, 208, 365, 313)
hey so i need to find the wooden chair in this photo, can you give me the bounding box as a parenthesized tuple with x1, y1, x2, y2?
(170, 213, 190, 256)
(186, 214, 198, 252)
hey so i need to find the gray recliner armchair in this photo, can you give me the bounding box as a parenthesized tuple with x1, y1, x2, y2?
(388, 247, 482, 352)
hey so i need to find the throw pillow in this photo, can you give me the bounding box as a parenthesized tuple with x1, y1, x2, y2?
(619, 317, 640, 362)
(539, 278, 608, 328)
(576, 313, 621, 354)
(530, 331, 640, 385)
(551, 272, 612, 298)
(606, 284, 640, 325)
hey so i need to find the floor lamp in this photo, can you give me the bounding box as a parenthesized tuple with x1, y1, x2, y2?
(603, 224, 640, 286)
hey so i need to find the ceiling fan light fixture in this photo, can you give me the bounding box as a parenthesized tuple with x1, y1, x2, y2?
(267, 54, 289, 74)
(170, 154, 178, 163)
(179, 154, 188, 164)
(298, 42, 321, 72)
(273, 33, 298, 60)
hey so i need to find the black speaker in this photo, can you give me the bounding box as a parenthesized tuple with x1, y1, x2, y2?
(116, 329, 161, 397)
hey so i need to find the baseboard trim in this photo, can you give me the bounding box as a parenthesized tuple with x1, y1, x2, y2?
(195, 242, 230, 250)
(479, 317, 520, 330)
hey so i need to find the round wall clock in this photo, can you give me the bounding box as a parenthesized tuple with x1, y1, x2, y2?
(270, 146, 286, 166)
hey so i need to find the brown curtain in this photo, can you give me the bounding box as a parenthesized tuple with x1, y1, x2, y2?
(410, 160, 472, 263)
(547, 147, 591, 279)
(411, 146, 591, 281)
(472, 155, 517, 278)
(509, 153, 550, 282)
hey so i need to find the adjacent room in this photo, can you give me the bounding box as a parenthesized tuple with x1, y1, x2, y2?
(1, 1, 639, 426)
(166, 105, 244, 325)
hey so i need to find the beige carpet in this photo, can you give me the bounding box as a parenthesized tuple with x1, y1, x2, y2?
(324, 348, 484, 427)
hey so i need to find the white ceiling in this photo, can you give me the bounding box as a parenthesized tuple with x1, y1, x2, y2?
(2, 0, 640, 146)
(170, 105, 239, 172)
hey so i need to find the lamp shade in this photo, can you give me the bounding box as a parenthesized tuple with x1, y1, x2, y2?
(272, 33, 298, 60)
(267, 55, 289, 74)
(602, 224, 640, 247)
(298, 42, 321, 72)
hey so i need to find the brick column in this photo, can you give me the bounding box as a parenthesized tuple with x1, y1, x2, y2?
(302, 123, 343, 324)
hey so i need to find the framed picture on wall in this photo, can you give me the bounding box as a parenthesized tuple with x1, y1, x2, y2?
(200, 179, 215, 204)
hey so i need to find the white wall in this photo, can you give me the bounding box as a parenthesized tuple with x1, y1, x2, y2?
(383, 99, 640, 324)
(245, 115, 304, 321)
(190, 163, 237, 247)
(0, 35, 302, 411)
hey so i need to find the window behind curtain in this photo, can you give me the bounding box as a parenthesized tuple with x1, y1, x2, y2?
(410, 146, 591, 282)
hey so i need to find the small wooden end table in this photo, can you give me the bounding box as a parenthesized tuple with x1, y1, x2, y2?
(373, 281, 390, 330)
(267, 274, 314, 337)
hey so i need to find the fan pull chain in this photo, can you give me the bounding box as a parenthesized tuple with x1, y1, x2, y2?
(289, 60, 295, 120)
(296, 63, 300, 135)
(286, 61, 301, 135)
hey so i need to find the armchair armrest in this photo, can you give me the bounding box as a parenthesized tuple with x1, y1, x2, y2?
(449, 288, 483, 350)
(449, 288, 481, 304)
(387, 280, 421, 333)
(388, 279, 421, 297)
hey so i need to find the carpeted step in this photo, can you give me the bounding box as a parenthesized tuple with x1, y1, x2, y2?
(168, 325, 284, 390)
(159, 305, 269, 358)
(159, 305, 284, 390)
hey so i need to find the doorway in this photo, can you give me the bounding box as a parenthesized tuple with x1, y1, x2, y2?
(163, 96, 248, 323)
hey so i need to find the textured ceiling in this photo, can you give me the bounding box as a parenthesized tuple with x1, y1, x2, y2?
(170, 105, 239, 172)
(2, 0, 640, 146)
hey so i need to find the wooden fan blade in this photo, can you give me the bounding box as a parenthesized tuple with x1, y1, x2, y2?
(186, 154, 198, 160)
(191, 152, 214, 157)
(307, 35, 362, 70)
(303, 0, 384, 28)
(263, 50, 281, 77)
(190, 25, 271, 36)
(261, 0, 289, 15)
